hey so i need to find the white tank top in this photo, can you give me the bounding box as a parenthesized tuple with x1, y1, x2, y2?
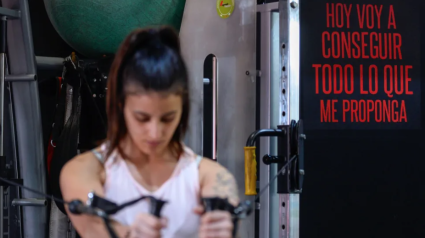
(92, 143, 202, 238)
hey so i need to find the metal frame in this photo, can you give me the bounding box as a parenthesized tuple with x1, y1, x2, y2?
(35, 56, 64, 71)
(0, 14, 6, 238)
(279, 0, 300, 238)
(5, 74, 36, 81)
(1, 16, 5, 158)
(257, 1, 301, 237)
(257, 3, 279, 238)
(1, 0, 47, 237)
(0, 7, 19, 19)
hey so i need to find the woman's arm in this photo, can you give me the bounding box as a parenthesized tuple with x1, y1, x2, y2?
(199, 158, 240, 206)
(60, 152, 130, 238)
(198, 159, 241, 237)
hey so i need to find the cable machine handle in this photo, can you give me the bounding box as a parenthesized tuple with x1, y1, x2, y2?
(212, 56, 217, 161)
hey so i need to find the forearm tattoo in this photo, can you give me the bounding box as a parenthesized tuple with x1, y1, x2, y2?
(212, 169, 240, 204)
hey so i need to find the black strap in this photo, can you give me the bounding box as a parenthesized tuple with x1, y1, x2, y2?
(232, 218, 239, 238)
(49, 57, 83, 214)
(51, 57, 85, 145)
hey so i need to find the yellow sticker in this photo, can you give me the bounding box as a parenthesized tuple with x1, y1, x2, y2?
(216, 0, 235, 19)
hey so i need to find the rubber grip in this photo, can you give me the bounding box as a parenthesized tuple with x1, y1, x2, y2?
(244, 146, 257, 195)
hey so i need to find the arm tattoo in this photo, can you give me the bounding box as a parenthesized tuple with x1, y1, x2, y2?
(212, 169, 240, 204)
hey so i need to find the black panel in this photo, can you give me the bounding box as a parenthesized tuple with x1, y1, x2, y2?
(300, 0, 425, 238)
(302, 1, 421, 130)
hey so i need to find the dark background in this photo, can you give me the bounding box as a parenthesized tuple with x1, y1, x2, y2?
(29, 0, 74, 57)
(29, 0, 425, 237)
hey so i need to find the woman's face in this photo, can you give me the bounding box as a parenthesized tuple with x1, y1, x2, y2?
(123, 91, 182, 156)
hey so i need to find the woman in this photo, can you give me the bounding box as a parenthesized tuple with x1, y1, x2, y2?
(60, 26, 239, 238)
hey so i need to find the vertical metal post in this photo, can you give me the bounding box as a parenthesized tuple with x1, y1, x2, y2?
(0, 16, 5, 157)
(212, 56, 217, 161)
(0, 186, 3, 238)
(2, 0, 47, 236)
(258, 9, 271, 238)
(257, 3, 279, 238)
(279, 0, 300, 238)
(0, 14, 6, 159)
(270, 6, 282, 238)
(0, 15, 7, 238)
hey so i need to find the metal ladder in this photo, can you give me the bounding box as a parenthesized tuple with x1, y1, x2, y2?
(0, 0, 65, 237)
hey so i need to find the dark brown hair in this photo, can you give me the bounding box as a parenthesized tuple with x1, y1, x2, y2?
(105, 26, 190, 158)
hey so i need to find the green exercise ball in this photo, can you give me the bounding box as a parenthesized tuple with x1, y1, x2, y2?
(44, 0, 186, 58)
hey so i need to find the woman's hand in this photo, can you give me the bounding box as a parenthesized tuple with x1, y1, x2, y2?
(194, 206, 234, 238)
(128, 213, 167, 238)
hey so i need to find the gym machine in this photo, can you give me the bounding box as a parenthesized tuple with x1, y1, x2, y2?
(0, 0, 47, 237)
(254, 2, 304, 238)
(181, 0, 304, 237)
(0, 0, 67, 237)
(0, 0, 304, 238)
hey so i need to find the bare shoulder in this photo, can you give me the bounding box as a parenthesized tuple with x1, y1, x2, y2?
(60, 150, 105, 187)
(198, 157, 222, 173)
(62, 151, 102, 175)
(199, 158, 240, 206)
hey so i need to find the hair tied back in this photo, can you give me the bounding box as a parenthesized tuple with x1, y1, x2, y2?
(158, 27, 181, 54)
